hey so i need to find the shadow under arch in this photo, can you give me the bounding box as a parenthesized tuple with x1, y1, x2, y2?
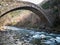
(0, 1, 54, 26)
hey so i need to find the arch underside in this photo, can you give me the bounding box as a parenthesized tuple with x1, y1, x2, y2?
(0, 1, 54, 26)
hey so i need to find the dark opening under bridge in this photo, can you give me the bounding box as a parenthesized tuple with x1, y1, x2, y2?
(0, 1, 56, 27)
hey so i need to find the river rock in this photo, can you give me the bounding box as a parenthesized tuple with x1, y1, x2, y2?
(55, 37, 60, 43)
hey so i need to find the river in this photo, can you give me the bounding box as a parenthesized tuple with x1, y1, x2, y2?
(0, 26, 60, 45)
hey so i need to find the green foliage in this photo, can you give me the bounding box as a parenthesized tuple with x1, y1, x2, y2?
(41, 1, 50, 9)
(49, 0, 60, 26)
(42, 0, 60, 13)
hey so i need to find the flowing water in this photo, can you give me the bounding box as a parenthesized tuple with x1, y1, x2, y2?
(0, 26, 60, 45)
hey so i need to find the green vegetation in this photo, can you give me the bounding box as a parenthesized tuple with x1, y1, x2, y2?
(41, 1, 50, 9)
(41, 0, 60, 27)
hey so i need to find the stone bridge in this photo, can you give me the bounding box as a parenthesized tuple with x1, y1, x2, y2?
(0, 1, 56, 26)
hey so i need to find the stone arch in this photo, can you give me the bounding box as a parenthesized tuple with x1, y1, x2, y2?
(0, 1, 54, 26)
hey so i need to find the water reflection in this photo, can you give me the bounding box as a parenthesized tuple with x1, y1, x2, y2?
(0, 26, 60, 45)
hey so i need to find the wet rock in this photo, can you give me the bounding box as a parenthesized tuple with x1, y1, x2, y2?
(43, 40, 55, 45)
(34, 32, 41, 35)
(30, 31, 35, 35)
(49, 33, 56, 38)
(40, 34, 46, 39)
(46, 36, 53, 40)
(32, 34, 46, 39)
(50, 38, 56, 43)
(55, 37, 60, 43)
(32, 34, 40, 39)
